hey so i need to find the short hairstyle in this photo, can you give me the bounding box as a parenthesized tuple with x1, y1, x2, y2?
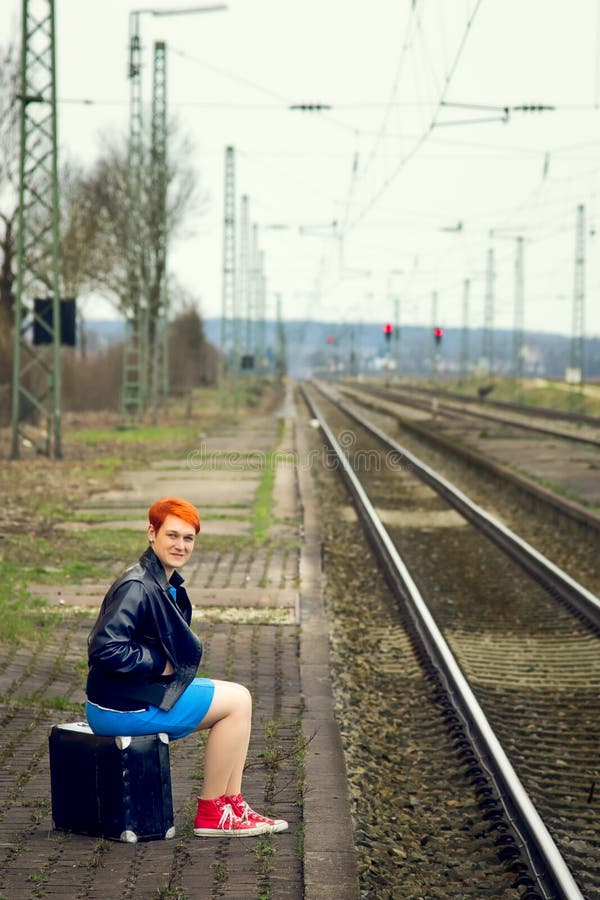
(148, 497, 201, 534)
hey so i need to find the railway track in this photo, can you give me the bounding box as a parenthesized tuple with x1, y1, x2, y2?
(301, 381, 600, 899)
(335, 381, 600, 534)
(367, 382, 600, 435)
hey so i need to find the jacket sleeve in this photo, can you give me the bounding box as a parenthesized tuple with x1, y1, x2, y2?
(88, 580, 167, 675)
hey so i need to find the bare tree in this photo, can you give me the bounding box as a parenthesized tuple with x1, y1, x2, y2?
(0, 40, 19, 330)
(60, 122, 206, 319)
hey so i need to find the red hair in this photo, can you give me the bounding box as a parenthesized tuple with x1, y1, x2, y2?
(148, 497, 201, 534)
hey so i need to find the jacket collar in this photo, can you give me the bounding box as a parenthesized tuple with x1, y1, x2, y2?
(140, 545, 185, 591)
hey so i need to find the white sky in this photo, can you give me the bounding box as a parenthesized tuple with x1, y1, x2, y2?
(2, 0, 600, 336)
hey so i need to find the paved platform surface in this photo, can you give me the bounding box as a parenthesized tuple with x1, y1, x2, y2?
(0, 390, 359, 899)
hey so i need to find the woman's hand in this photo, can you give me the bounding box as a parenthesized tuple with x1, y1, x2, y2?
(162, 659, 174, 676)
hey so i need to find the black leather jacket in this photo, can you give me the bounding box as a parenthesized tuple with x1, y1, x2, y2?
(86, 546, 203, 712)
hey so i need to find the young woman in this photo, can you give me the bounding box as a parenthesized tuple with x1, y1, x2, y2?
(85, 496, 287, 837)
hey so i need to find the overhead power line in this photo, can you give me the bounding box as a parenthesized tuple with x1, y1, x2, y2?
(342, 0, 486, 236)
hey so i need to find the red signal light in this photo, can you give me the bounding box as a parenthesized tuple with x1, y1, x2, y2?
(434, 326, 444, 345)
(326, 336, 335, 344)
(383, 323, 393, 342)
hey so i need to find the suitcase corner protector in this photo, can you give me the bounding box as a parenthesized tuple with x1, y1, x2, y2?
(120, 829, 138, 843)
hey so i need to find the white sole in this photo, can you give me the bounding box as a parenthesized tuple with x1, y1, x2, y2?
(193, 825, 270, 837)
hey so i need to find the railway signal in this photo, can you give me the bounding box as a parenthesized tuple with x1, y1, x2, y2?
(434, 326, 444, 346)
(383, 323, 394, 343)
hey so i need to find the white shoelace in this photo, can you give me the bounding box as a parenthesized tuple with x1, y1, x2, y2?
(217, 803, 237, 830)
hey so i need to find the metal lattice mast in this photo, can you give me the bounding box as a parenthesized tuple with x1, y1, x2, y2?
(11, 0, 62, 459)
(459, 278, 470, 381)
(220, 145, 238, 410)
(150, 40, 168, 424)
(570, 204, 585, 405)
(121, 11, 147, 420)
(512, 237, 525, 382)
(238, 194, 250, 360)
(393, 295, 400, 377)
(275, 292, 286, 377)
(256, 250, 267, 373)
(430, 290, 438, 379)
(482, 247, 495, 375)
(248, 222, 259, 363)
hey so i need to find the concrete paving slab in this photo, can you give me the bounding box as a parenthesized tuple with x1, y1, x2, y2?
(187, 586, 299, 609)
(57, 516, 253, 536)
(28, 583, 106, 607)
(88, 477, 258, 508)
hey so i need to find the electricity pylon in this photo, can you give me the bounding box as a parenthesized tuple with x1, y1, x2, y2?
(238, 194, 252, 367)
(150, 40, 168, 423)
(11, 0, 62, 459)
(570, 204, 585, 408)
(220, 145, 239, 411)
(482, 247, 495, 375)
(459, 279, 470, 381)
(255, 250, 267, 373)
(512, 237, 525, 385)
(121, 10, 148, 420)
(274, 292, 286, 378)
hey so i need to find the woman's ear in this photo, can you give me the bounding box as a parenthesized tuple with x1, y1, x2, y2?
(147, 524, 156, 543)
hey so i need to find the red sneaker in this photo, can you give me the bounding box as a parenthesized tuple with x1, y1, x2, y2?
(193, 796, 270, 837)
(227, 793, 288, 834)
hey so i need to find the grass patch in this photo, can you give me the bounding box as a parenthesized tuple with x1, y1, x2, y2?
(2, 528, 143, 584)
(251, 451, 278, 540)
(0, 564, 61, 642)
(433, 376, 600, 416)
(70, 423, 198, 445)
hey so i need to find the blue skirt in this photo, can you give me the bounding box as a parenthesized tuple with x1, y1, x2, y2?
(86, 677, 215, 740)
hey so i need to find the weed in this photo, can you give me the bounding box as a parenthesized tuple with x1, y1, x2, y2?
(253, 834, 275, 876)
(155, 883, 189, 900)
(252, 452, 277, 540)
(90, 839, 111, 869)
(211, 860, 228, 885)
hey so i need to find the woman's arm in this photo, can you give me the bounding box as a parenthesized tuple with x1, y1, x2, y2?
(88, 580, 169, 676)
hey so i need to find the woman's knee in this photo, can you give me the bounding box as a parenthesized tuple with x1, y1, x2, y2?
(207, 680, 252, 720)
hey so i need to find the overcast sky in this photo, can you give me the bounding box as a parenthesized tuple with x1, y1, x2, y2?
(2, 0, 600, 337)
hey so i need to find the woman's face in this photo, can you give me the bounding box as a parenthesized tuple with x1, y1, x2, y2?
(148, 514, 196, 575)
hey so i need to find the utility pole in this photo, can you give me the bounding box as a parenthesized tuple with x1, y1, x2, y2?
(256, 250, 267, 374)
(512, 237, 525, 391)
(570, 204, 585, 409)
(392, 295, 400, 379)
(482, 247, 495, 376)
(459, 278, 470, 382)
(220, 145, 238, 411)
(248, 222, 259, 370)
(238, 194, 251, 370)
(150, 40, 168, 424)
(275, 292, 286, 378)
(431, 290, 439, 381)
(11, 0, 62, 458)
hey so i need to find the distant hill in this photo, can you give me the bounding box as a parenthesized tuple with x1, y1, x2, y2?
(83, 318, 600, 380)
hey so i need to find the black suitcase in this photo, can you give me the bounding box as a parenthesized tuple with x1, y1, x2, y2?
(49, 722, 175, 842)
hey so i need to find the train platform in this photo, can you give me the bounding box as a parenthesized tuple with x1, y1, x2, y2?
(0, 388, 360, 899)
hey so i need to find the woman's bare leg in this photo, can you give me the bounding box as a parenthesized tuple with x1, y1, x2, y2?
(194, 680, 252, 799)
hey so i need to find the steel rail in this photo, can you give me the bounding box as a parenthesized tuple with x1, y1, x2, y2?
(302, 383, 587, 900)
(325, 383, 600, 629)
